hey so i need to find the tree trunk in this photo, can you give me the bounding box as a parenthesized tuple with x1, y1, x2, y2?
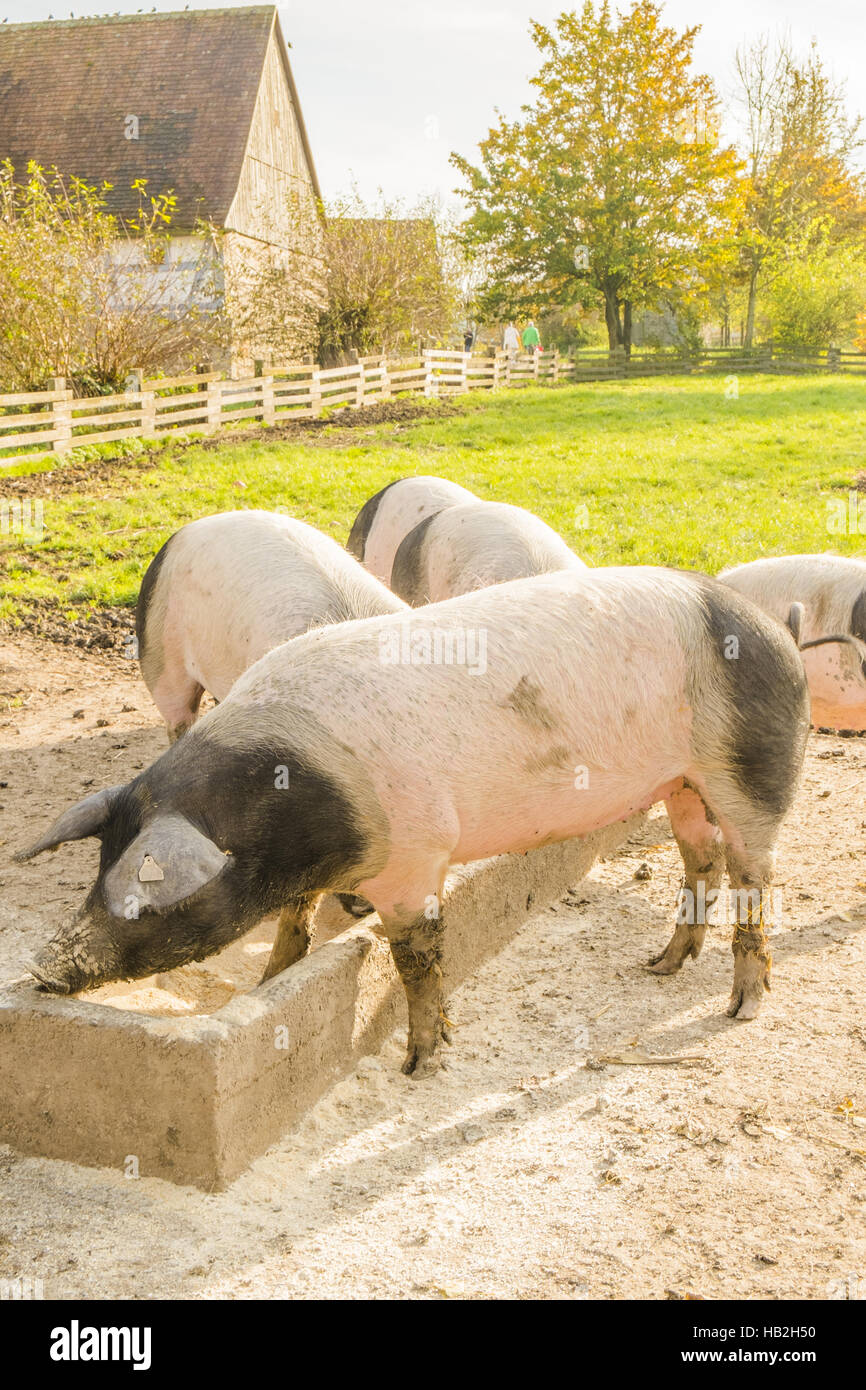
(744, 259, 759, 350)
(604, 287, 622, 351)
(623, 300, 632, 359)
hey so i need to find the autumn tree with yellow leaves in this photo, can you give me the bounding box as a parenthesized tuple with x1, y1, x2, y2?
(452, 2, 743, 356)
(734, 35, 865, 347)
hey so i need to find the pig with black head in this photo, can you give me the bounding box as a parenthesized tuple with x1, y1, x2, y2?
(17, 702, 381, 994)
(19, 566, 809, 1077)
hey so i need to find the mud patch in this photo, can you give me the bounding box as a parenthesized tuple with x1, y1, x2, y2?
(0, 601, 135, 655)
(0, 398, 460, 503)
(200, 395, 460, 449)
(0, 450, 161, 499)
(501, 675, 558, 732)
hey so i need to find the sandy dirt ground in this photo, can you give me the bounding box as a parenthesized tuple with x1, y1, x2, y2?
(0, 633, 864, 1301)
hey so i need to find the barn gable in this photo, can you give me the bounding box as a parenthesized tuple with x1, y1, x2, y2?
(0, 6, 320, 233)
(228, 14, 322, 245)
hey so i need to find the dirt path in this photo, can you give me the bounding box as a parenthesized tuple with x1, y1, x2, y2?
(0, 635, 864, 1300)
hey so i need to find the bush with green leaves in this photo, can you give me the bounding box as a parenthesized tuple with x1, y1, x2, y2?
(316, 193, 461, 360)
(0, 162, 226, 393)
(761, 231, 866, 347)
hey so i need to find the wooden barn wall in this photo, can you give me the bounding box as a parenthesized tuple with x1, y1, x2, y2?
(226, 32, 321, 251)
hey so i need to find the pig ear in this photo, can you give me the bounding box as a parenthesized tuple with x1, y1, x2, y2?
(103, 814, 231, 918)
(14, 784, 125, 861)
(786, 603, 804, 647)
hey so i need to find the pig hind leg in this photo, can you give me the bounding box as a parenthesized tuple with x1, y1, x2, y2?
(150, 668, 205, 743)
(649, 782, 725, 974)
(259, 892, 321, 982)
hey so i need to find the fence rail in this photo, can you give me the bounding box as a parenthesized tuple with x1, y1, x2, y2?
(2, 345, 864, 467)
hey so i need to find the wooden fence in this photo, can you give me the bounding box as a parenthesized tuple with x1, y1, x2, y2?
(2, 344, 864, 467)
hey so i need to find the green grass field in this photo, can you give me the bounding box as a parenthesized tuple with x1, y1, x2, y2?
(1, 372, 864, 622)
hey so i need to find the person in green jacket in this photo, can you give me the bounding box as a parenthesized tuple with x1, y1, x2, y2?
(522, 320, 540, 352)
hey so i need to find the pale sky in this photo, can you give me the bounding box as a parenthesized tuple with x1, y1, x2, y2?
(2, 0, 864, 209)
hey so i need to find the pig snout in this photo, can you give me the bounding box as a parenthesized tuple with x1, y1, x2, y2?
(30, 911, 120, 995)
(31, 941, 87, 995)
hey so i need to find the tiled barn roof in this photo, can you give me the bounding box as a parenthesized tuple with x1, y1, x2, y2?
(0, 6, 319, 228)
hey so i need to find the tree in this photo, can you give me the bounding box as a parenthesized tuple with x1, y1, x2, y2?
(761, 228, 866, 347)
(0, 162, 226, 392)
(200, 189, 460, 368)
(734, 36, 865, 347)
(452, 2, 742, 355)
(316, 193, 460, 360)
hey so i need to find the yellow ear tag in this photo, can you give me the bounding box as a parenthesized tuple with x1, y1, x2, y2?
(139, 854, 165, 883)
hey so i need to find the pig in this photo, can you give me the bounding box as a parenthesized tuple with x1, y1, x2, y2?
(137, 509, 407, 741)
(17, 566, 809, 1076)
(390, 500, 586, 605)
(346, 475, 476, 585)
(718, 554, 866, 730)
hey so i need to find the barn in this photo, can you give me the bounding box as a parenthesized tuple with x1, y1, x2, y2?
(0, 5, 325, 371)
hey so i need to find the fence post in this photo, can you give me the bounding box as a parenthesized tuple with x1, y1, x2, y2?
(380, 355, 391, 400)
(205, 375, 222, 432)
(356, 360, 366, 408)
(492, 349, 503, 390)
(461, 351, 469, 395)
(255, 358, 275, 424)
(310, 366, 322, 418)
(127, 368, 156, 438)
(827, 345, 841, 372)
(423, 349, 436, 398)
(551, 349, 560, 383)
(533, 350, 540, 382)
(51, 376, 72, 454)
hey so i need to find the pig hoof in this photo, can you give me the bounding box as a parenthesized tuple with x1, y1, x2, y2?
(646, 953, 681, 976)
(401, 1046, 443, 1078)
(726, 990, 762, 1021)
(413, 1054, 444, 1080)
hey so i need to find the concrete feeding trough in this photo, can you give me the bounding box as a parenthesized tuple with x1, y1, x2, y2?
(0, 819, 638, 1189)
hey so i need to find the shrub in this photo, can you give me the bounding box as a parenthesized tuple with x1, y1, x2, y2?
(762, 232, 866, 347)
(0, 162, 227, 393)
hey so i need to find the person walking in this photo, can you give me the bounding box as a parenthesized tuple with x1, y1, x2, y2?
(522, 320, 541, 353)
(503, 322, 520, 358)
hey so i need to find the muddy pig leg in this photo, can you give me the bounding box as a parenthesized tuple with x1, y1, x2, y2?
(259, 893, 321, 982)
(724, 847, 773, 1021)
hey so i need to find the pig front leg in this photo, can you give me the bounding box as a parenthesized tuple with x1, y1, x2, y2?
(672, 768, 778, 1020)
(725, 847, 773, 1021)
(649, 784, 725, 975)
(361, 848, 454, 1076)
(386, 913, 452, 1078)
(259, 893, 321, 982)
